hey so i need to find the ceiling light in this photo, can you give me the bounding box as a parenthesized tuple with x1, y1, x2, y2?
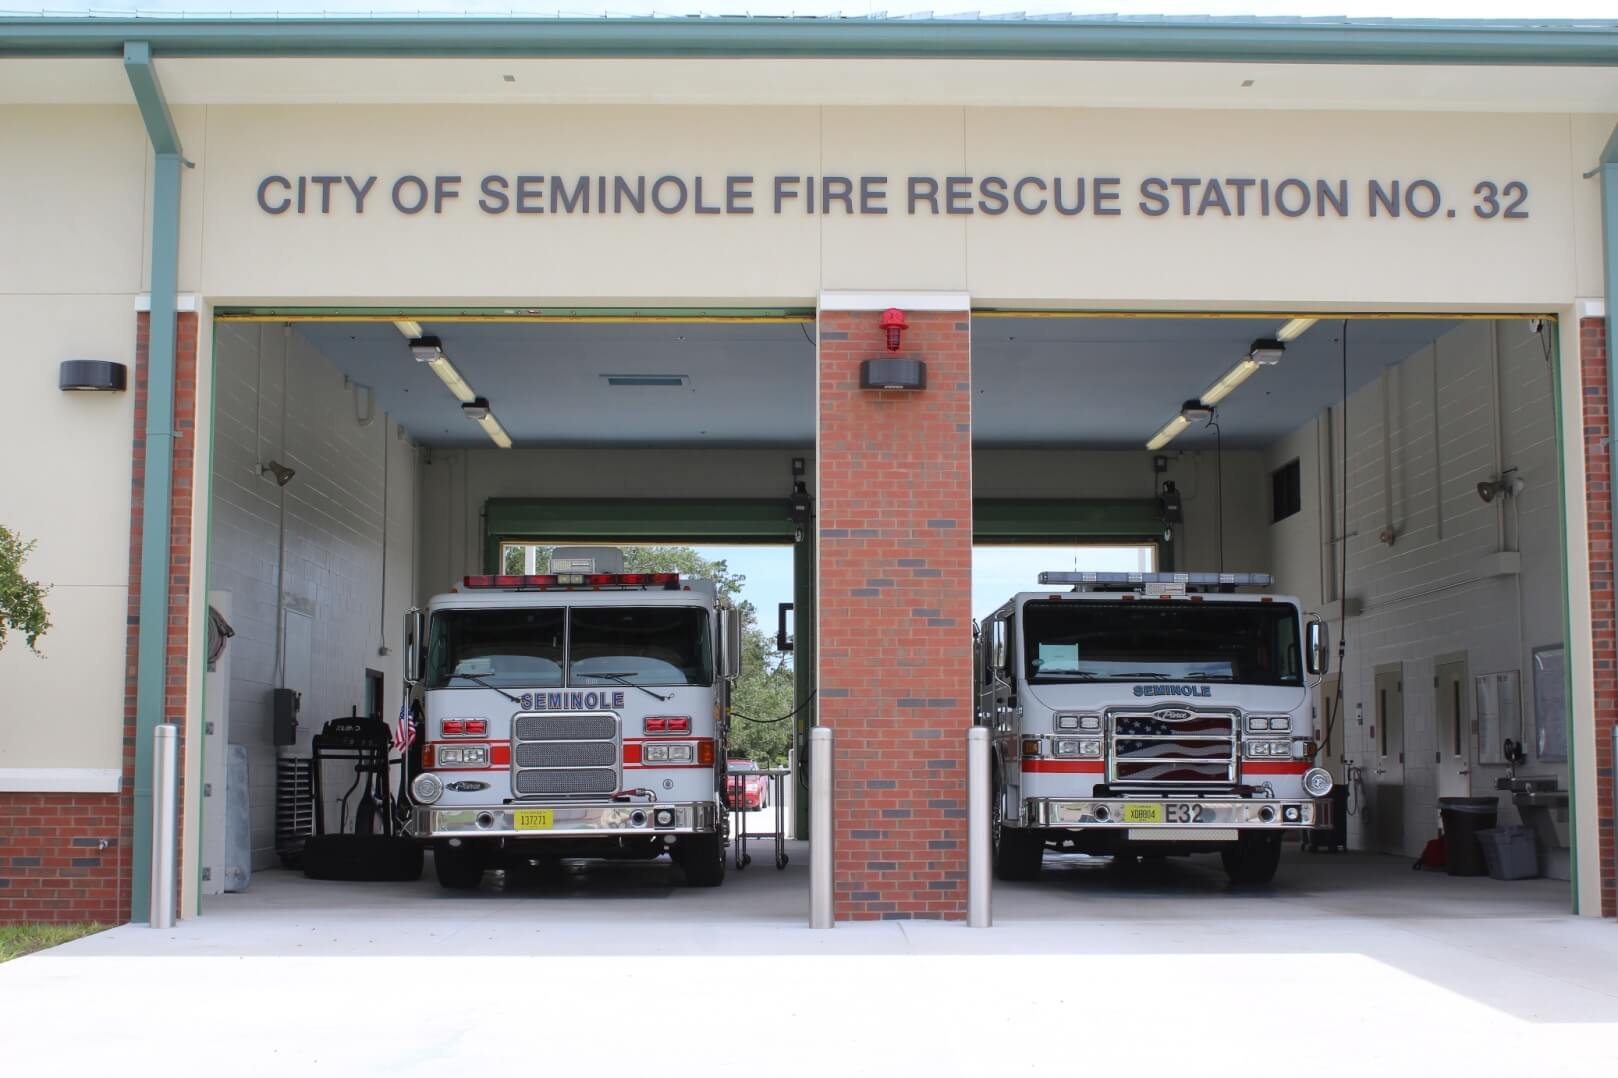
(1180, 399, 1213, 423)
(1248, 338, 1285, 365)
(1276, 318, 1317, 343)
(427, 357, 477, 403)
(1200, 357, 1261, 406)
(461, 397, 490, 421)
(409, 335, 443, 361)
(602, 374, 689, 387)
(1146, 414, 1191, 451)
(394, 320, 424, 339)
(477, 412, 512, 449)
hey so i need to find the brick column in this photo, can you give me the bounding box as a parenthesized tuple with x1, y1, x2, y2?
(817, 304, 973, 921)
(1580, 315, 1616, 918)
(0, 312, 197, 924)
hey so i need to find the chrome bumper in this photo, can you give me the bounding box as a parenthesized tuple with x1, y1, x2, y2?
(1026, 797, 1330, 830)
(413, 800, 719, 839)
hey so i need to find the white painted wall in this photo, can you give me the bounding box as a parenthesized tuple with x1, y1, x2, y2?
(207, 323, 418, 869)
(1267, 320, 1564, 857)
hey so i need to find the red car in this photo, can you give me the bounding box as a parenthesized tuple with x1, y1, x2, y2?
(726, 759, 770, 810)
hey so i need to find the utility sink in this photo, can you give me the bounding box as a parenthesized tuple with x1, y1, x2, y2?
(1497, 776, 1571, 880)
(1494, 776, 1559, 794)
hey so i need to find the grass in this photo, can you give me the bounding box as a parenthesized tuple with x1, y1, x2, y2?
(0, 922, 109, 963)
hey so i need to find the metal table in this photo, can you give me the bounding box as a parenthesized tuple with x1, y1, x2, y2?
(732, 767, 791, 870)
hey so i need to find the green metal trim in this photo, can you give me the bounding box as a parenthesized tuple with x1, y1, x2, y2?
(1548, 318, 1580, 916)
(792, 522, 815, 838)
(215, 306, 814, 322)
(483, 498, 796, 572)
(6, 17, 1618, 65)
(1590, 124, 1618, 917)
(126, 40, 185, 924)
(974, 498, 1167, 543)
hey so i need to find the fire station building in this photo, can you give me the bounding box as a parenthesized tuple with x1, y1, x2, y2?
(1, 13, 1617, 924)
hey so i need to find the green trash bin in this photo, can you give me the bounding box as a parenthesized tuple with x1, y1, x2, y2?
(1439, 796, 1499, 877)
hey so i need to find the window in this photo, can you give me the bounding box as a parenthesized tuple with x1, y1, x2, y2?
(1271, 459, 1301, 523)
(426, 608, 566, 689)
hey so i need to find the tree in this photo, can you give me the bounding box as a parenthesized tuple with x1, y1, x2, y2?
(496, 543, 795, 764)
(0, 525, 50, 654)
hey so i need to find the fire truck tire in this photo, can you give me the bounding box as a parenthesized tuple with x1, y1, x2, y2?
(674, 833, 727, 887)
(1221, 834, 1283, 885)
(432, 843, 487, 890)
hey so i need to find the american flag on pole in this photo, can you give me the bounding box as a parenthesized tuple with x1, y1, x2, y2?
(392, 696, 416, 753)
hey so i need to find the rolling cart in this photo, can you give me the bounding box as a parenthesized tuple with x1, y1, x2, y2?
(732, 767, 791, 871)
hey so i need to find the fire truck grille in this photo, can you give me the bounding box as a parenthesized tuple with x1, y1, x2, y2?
(515, 741, 618, 769)
(512, 709, 620, 798)
(514, 768, 619, 796)
(1107, 708, 1237, 785)
(515, 714, 617, 742)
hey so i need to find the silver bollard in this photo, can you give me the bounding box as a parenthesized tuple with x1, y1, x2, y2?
(809, 726, 834, 929)
(967, 726, 992, 928)
(150, 723, 180, 929)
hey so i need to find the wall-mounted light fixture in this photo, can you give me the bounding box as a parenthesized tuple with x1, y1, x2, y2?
(879, 307, 909, 352)
(1477, 467, 1524, 504)
(860, 357, 927, 391)
(59, 360, 128, 392)
(260, 460, 296, 487)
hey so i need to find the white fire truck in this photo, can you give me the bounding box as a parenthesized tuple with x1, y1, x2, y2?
(975, 571, 1334, 885)
(401, 549, 742, 889)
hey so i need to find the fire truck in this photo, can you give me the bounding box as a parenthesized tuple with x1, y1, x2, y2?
(401, 549, 742, 889)
(975, 571, 1334, 885)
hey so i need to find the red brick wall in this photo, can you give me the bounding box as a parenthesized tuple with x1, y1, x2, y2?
(817, 309, 973, 921)
(0, 311, 197, 925)
(1581, 315, 1616, 919)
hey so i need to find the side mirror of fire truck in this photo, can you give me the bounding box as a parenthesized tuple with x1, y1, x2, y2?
(721, 607, 743, 682)
(403, 608, 425, 686)
(1306, 618, 1330, 676)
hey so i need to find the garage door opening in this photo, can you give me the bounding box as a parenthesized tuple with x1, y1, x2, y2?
(971, 313, 1574, 917)
(197, 313, 815, 920)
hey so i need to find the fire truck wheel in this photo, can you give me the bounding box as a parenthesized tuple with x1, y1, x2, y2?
(432, 842, 487, 890)
(674, 833, 727, 887)
(991, 790, 1043, 881)
(1221, 834, 1283, 885)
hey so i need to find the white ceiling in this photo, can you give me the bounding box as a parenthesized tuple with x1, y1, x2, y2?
(6, 55, 1618, 112)
(295, 314, 1462, 450)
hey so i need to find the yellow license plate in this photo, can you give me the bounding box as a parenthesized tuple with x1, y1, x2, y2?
(513, 809, 555, 831)
(1122, 803, 1163, 824)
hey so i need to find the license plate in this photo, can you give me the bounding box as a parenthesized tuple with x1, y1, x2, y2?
(513, 809, 554, 831)
(1122, 803, 1163, 824)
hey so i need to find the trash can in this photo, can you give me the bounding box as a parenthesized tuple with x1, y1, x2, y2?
(1477, 825, 1539, 880)
(1438, 796, 1499, 877)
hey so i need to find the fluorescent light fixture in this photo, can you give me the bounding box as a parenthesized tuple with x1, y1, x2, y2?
(1201, 357, 1261, 406)
(1276, 318, 1317, 343)
(477, 412, 512, 449)
(602, 374, 689, 388)
(427, 357, 477, 404)
(1248, 338, 1285, 366)
(1146, 414, 1191, 451)
(394, 320, 425, 339)
(461, 397, 490, 421)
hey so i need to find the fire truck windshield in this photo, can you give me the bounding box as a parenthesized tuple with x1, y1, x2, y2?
(1021, 600, 1303, 687)
(426, 606, 712, 689)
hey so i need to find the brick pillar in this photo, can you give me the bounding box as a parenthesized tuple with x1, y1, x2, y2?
(0, 312, 197, 925)
(817, 305, 972, 921)
(1580, 315, 1617, 918)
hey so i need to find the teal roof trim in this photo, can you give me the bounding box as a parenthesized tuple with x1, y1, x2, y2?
(4, 15, 1618, 65)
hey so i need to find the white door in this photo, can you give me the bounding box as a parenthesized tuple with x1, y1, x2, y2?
(1434, 655, 1472, 799)
(1372, 664, 1405, 854)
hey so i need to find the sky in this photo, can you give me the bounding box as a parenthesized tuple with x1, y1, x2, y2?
(11, 1, 1618, 18)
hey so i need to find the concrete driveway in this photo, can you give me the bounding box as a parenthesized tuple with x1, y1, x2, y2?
(4, 847, 1615, 1076)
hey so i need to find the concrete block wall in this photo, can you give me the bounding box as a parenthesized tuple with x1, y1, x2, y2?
(207, 324, 417, 869)
(1268, 320, 1565, 858)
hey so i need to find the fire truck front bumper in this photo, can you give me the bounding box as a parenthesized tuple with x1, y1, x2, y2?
(1026, 797, 1330, 831)
(413, 800, 720, 839)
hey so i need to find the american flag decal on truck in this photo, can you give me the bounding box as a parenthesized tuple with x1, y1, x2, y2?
(1110, 708, 1237, 784)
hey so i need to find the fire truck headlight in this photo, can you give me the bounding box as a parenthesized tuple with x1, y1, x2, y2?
(412, 773, 444, 805)
(1055, 714, 1080, 731)
(1053, 739, 1079, 757)
(1302, 767, 1334, 798)
(646, 744, 670, 763)
(1078, 714, 1101, 731)
(1077, 739, 1102, 758)
(1270, 716, 1292, 732)
(667, 743, 695, 763)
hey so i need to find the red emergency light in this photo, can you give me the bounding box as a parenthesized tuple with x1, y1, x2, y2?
(644, 716, 692, 735)
(441, 718, 488, 737)
(461, 572, 680, 590)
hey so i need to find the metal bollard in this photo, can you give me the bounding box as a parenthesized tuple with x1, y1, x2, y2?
(967, 726, 992, 928)
(149, 723, 180, 929)
(809, 726, 833, 929)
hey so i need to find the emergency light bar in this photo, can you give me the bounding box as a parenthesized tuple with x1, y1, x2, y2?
(462, 572, 681, 590)
(1037, 571, 1273, 587)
